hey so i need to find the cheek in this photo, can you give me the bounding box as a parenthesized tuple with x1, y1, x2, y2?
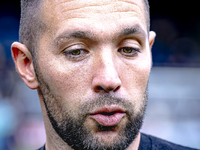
(119, 55, 151, 110)
(38, 56, 92, 107)
(121, 57, 150, 91)
(121, 66, 149, 97)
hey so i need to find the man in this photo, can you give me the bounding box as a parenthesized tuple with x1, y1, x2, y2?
(11, 0, 198, 150)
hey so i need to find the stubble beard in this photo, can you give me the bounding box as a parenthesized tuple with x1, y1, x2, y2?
(35, 68, 148, 150)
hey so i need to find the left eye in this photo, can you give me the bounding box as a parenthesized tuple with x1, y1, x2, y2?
(118, 47, 140, 56)
(122, 47, 134, 53)
(70, 49, 81, 55)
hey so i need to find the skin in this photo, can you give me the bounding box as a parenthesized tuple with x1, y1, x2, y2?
(11, 0, 156, 149)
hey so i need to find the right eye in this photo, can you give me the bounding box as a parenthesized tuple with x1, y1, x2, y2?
(67, 49, 81, 56)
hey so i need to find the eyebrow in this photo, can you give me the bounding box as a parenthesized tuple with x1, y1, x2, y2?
(118, 25, 146, 39)
(53, 25, 146, 47)
(53, 31, 94, 47)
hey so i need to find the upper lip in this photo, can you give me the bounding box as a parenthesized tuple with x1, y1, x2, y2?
(90, 105, 126, 115)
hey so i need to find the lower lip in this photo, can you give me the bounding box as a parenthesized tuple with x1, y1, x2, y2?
(90, 113, 125, 126)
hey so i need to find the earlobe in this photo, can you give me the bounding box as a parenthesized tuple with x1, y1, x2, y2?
(149, 31, 156, 49)
(11, 42, 39, 89)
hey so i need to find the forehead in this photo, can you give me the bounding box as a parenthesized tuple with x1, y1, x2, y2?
(41, 0, 147, 37)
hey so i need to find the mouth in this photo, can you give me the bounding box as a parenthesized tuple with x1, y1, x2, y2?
(89, 106, 126, 127)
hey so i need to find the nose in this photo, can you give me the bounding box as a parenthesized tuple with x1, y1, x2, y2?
(92, 51, 121, 93)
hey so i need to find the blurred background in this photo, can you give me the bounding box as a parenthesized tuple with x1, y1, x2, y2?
(0, 0, 199, 150)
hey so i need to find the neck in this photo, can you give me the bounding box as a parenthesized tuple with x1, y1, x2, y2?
(38, 93, 73, 150)
(126, 132, 141, 150)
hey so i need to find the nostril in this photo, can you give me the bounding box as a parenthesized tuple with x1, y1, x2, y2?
(95, 85, 120, 93)
(92, 73, 122, 93)
(113, 86, 120, 92)
(96, 86, 113, 93)
(97, 86, 104, 91)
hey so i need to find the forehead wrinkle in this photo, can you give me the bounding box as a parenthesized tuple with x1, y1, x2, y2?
(51, 0, 144, 20)
(42, 0, 148, 45)
(66, 0, 140, 12)
(42, 0, 147, 33)
(70, 1, 141, 13)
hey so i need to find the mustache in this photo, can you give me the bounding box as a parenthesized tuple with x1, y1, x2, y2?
(78, 95, 134, 117)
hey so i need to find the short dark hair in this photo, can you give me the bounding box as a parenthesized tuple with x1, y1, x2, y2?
(143, 0, 150, 31)
(19, 0, 44, 59)
(19, 0, 150, 58)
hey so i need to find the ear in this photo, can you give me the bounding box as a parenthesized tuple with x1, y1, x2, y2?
(149, 31, 156, 49)
(11, 42, 39, 89)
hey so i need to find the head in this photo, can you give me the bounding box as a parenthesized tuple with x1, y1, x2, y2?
(11, 0, 155, 150)
(19, 0, 150, 58)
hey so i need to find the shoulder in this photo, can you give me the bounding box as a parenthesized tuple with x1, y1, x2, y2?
(139, 133, 198, 150)
(36, 145, 45, 150)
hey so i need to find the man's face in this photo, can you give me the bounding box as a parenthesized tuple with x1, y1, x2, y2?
(36, 0, 152, 149)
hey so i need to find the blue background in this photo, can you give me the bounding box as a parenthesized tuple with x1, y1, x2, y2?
(0, 1, 199, 149)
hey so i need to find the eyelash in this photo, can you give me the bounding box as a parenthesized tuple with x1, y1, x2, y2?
(118, 47, 140, 57)
(63, 49, 89, 60)
(63, 46, 140, 61)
